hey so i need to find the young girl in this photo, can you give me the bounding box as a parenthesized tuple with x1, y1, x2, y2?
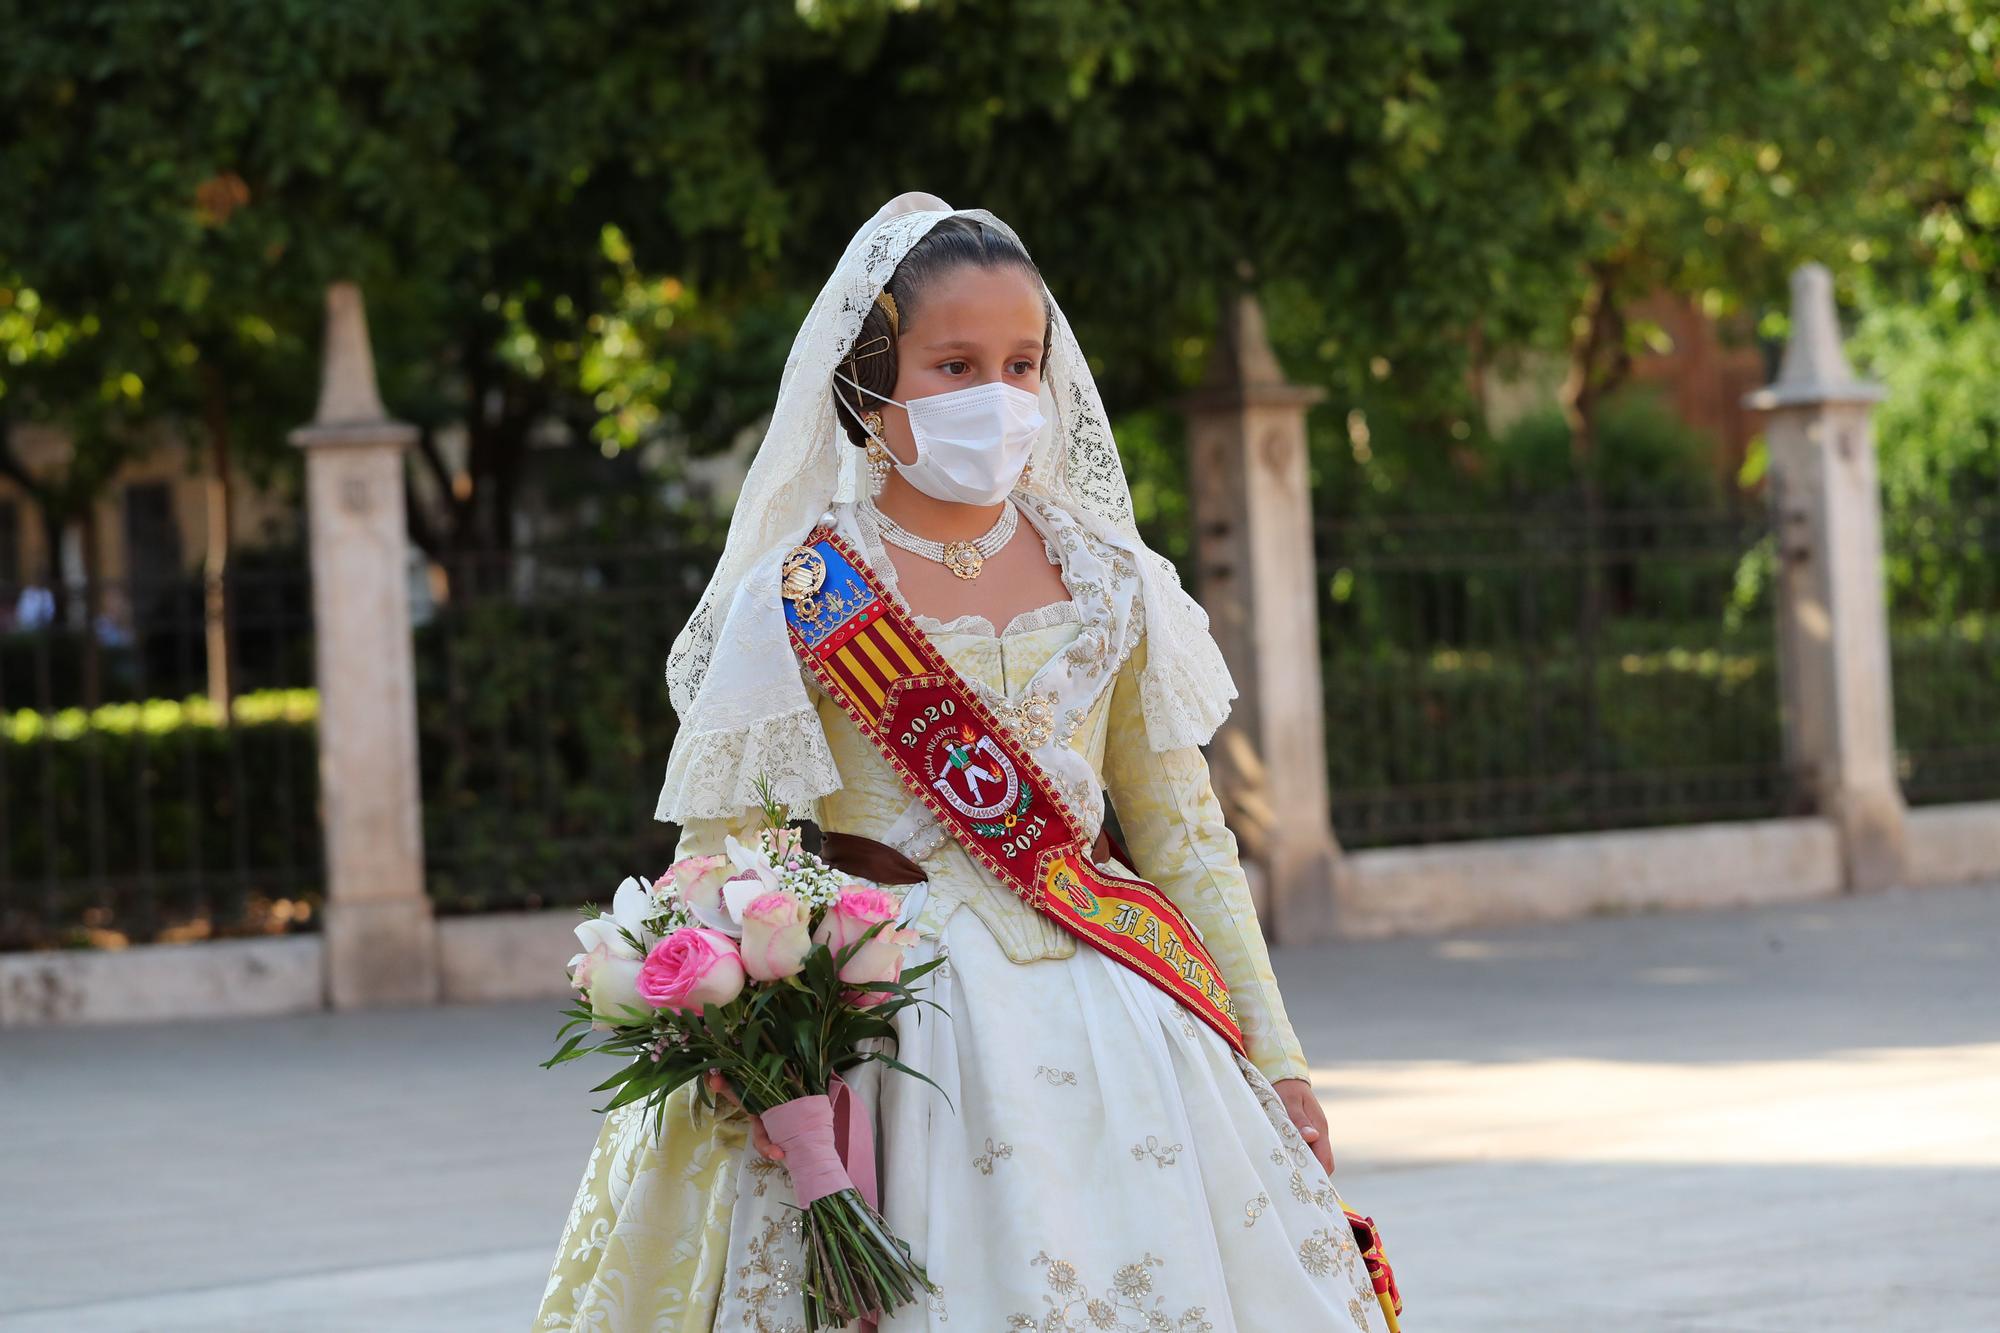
(535, 194, 1386, 1332)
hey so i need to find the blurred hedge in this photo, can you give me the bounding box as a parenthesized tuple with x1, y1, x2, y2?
(1325, 619, 1792, 846)
(0, 690, 321, 950)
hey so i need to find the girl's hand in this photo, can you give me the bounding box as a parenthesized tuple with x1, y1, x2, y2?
(706, 1069, 785, 1162)
(1273, 1076, 1335, 1175)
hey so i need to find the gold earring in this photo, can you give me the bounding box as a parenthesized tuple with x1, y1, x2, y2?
(862, 414, 891, 495)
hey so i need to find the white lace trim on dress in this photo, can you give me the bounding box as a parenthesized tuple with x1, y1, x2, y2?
(913, 599, 1081, 640)
(653, 704, 843, 824)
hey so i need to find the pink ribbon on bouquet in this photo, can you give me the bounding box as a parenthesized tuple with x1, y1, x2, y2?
(758, 1071, 878, 1210)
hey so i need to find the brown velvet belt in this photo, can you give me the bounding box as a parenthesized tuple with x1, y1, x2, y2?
(817, 831, 927, 885)
(819, 824, 1133, 886)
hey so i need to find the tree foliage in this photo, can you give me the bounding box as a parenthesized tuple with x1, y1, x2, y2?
(0, 0, 1977, 564)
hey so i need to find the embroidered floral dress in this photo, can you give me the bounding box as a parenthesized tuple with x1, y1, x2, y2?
(534, 493, 1385, 1333)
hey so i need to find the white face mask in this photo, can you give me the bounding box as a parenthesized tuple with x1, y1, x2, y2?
(834, 369, 1045, 506)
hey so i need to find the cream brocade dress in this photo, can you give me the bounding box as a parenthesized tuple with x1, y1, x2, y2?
(536, 501, 1386, 1332)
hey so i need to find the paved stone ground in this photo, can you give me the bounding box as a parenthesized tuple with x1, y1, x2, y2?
(2, 882, 1995, 1332)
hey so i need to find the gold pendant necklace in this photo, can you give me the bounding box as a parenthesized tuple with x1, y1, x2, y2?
(869, 500, 1018, 580)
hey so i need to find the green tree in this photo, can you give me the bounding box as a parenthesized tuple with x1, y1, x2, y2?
(1882, 0, 2000, 307)
(1, 0, 1969, 576)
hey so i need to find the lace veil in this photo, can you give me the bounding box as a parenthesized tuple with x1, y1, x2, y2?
(657, 192, 1236, 822)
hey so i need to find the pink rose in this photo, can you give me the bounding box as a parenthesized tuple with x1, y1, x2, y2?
(839, 924, 921, 1007)
(636, 926, 746, 1014)
(665, 854, 735, 921)
(812, 886, 901, 956)
(738, 891, 813, 981)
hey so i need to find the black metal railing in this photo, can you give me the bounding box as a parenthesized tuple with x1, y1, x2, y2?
(1886, 493, 2000, 804)
(1316, 491, 1801, 847)
(0, 563, 321, 951)
(414, 539, 717, 916)
(33, 484, 1969, 946)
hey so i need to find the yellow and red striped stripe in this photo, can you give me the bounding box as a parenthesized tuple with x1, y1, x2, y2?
(820, 617, 926, 719)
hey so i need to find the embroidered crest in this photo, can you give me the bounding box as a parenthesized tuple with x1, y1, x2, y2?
(1047, 861, 1100, 914)
(922, 724, 1022, 822)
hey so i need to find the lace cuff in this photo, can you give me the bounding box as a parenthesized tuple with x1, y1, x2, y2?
(654, 703, 844, 823)
(1138, 646, 1235, 753)
(1134, 550, 1237, 751)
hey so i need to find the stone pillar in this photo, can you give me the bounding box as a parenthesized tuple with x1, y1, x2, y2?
(1747, 264, 1908, 890)
(290, 283, 439, 1007)
(1181, 291, 1345, 944)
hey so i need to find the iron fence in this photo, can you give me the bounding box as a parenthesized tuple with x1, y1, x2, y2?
(1885, 494, 2000, 804)
(415, 539, 717, 916)
(0, 534, 722, 948)
(1316, 491, 1803, 847)
(21, 485, 1982, 947)
(0, 564, 321, 951)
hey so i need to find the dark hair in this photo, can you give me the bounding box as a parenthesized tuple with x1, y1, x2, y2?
(832, 216, 1055, 448)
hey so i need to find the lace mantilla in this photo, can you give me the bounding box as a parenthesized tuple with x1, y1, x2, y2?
(658, 192, 1236, 824)
(655, 541, 843, 822)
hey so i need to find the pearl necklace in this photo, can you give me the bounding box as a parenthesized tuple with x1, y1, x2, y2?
(867, 499, 1018, 580)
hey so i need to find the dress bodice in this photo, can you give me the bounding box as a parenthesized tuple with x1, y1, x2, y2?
(667, 491, 1311, 1084)
(813, 611, 1116, 964)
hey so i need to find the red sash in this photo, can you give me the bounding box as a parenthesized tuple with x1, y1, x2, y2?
(781, 528, 1246, 1058)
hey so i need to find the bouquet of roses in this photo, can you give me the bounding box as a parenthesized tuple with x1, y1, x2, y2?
(543, 779, 944, 1330)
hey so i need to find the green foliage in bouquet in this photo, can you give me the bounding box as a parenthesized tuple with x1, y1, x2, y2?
(545, 914, 948, 1139)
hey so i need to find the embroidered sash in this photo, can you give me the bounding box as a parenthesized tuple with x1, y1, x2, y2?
(781, 527, 1246, 1058)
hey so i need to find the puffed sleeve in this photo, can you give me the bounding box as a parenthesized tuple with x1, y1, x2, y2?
(1100, 632, 1312, 1084)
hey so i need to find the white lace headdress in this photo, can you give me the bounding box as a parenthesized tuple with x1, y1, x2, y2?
(657, 191, 1236, 823)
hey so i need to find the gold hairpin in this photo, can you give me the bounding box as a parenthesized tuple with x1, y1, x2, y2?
(848, 333, 891, 363)
(875, 290, 900, 335)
